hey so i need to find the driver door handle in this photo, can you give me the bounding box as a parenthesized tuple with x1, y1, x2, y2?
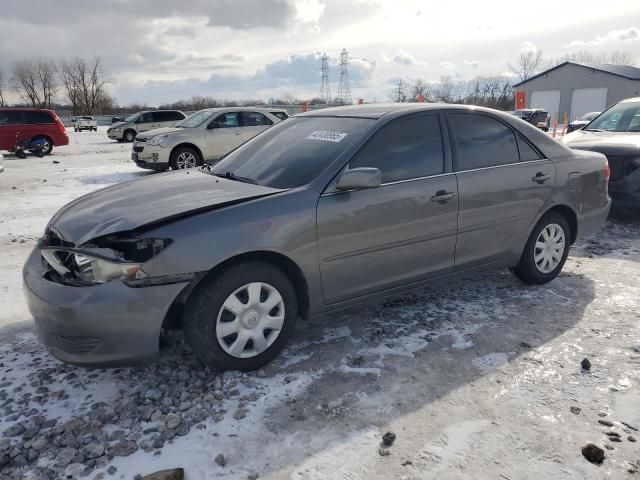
(532, 172, 552, 184)
(430, 190, 456, 203)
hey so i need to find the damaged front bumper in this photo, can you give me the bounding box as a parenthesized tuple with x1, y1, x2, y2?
(23, 247, 190, 367)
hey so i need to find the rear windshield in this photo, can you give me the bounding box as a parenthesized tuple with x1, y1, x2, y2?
(212, 116, 374, 188)
(585, 101, 640, 132)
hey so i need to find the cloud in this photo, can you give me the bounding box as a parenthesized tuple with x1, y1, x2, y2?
(294, 0, 326, 23)
(463, 60, 480, 69)
(392, 50, 418, 66)
(563, 26, 640, 48)
(112, 51, 376, 105)
(520, 41, 539, 53)
(440, 61, 455, 70)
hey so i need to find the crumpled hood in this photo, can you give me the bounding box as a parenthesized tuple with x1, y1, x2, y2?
(108, 121, 128, 130)
(135, 127, 182, 140)
(563, 130, 640, 156)
(47, 170, 285, 245)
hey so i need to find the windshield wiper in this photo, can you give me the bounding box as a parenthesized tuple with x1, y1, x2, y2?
(213, 172, 258, 185)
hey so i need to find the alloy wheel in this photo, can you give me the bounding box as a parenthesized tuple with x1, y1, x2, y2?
(534, 223, 565, 274)
(176, 151, 198, 169)
(216, 282, 285, 359)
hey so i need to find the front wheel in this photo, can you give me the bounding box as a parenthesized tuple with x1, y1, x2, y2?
(183, 262, 298, 371)
(123, 129, 136, 142)
(511, 212, 571, 285)
(170, 146, 201, 170)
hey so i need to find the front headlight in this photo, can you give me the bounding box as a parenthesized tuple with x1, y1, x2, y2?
(147, 134, 169, 146)
(72, 253, 147, 283)
(41, 237, 171, 285)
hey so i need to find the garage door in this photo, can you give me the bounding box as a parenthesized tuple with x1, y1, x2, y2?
(530, 90, 561, 121)
(570, 87, 608, 119)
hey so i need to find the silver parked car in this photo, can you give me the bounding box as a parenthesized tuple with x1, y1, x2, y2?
(107, 110, 186, 142)
(24, 104, 610, 371)
(131, 107, 288, 171)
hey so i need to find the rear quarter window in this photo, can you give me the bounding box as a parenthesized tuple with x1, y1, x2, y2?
(25, 111, 55, 124)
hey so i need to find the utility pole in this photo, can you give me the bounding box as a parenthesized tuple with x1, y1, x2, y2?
(395, 79, 405, 102)
(319, 53, 332, 104)
(337, 49, 352, 105)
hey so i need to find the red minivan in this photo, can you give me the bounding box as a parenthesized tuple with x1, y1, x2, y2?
(0, 108, 69, 155)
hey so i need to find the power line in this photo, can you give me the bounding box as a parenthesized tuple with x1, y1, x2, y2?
(319, 53, 331, 104)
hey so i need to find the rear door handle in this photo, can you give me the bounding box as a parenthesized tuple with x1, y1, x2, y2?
(532, 172, 552, 183)
(430, 190, 456, 203)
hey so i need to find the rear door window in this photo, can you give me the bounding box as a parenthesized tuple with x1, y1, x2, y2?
(349, 114, 444, 183)
(213, 112, 240, 128)
(271, 111, 289, 120)
(449, 113, 519, 171)
(25, 111, 55, 124)
(241, 112, 273, 126)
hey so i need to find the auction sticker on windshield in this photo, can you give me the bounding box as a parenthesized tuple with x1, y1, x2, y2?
(306, 131, 348, 142)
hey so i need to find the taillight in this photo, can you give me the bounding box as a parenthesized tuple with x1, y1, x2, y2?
(52, 112, 66, 134)
(604, 159, 610, 182)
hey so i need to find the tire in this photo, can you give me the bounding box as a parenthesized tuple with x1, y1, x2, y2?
(31, 136, 53, 156)
(183, 262, 298, 371)
(511, 211, 571, 285)
(170, 146, 201, 170)
(123, 129, 136, 142)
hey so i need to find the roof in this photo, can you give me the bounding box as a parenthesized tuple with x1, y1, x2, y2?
(300, 102, 450, 119)
(513, 61, 640, 87)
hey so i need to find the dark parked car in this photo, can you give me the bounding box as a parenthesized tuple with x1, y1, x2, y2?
(563, 97, 640, 207)
(24, 104, 610, 371)
(566, 111, 601, 134)
(0, 108, 68, 155)
(512, 109, 550, 131)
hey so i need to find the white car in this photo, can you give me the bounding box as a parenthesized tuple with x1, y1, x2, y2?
(131, 107, 289, 171)
(73, 116, 98, 132)
(107, 110, 186, 142)
(0, 153, 3, 173)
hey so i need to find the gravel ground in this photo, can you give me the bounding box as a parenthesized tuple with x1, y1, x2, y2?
(0, 130, 639, 479)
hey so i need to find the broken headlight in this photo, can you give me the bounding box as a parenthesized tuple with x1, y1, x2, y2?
(41, 237, 172, 285)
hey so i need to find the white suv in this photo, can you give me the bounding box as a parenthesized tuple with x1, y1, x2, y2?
(107, 110, 186, 142)
(131, 107, 288, 171)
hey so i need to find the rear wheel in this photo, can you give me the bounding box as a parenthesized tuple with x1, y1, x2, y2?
(31, 136, 53, 155)
(170, 146, 201, 170)
(511, 211, 571, 285)
(183, 262, 298, 371)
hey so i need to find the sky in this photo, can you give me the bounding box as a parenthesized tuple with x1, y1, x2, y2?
(0, 0, 639, 106)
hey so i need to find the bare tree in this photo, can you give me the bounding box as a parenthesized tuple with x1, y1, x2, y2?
(389, 79, 409, 102)
(551, 50, 635, 67)
(508, 49, 546, 82)
(12, 59, 42, 107)
(36, 58, 57, 108)
(58, 57, 109, 114)
(434, 75, 455, 103)
(410, 79, 433, 102)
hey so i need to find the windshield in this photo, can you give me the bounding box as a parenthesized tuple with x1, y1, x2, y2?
(585, 102, 640, 132)
(211, 116, 374, 188)
(124, 113, 139, 123)
(581, 112, 600, 121)
(177, 110, 216, 128)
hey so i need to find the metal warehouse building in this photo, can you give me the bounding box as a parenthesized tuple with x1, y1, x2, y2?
(514, 62, 640, 121)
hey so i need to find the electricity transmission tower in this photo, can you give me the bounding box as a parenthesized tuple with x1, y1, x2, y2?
(337, 49, 352, 105)
(319, 53, 332, 104)
(394, 79, 406, 102)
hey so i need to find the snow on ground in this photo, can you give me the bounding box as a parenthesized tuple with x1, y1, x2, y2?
(1, 130, 640, 479)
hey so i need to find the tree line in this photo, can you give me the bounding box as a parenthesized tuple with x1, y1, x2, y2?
(388, 49, 634, 109)
(0, 56, 114, 115)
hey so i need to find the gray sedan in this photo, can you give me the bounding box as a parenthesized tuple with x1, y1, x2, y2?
(24, 104, 611, 371)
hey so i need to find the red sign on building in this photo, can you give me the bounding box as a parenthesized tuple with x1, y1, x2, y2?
(515, 91, 526, 109)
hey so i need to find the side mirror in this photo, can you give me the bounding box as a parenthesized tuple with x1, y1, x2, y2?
(335, 167, 381, 191)
(71, 118, 77, 123)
